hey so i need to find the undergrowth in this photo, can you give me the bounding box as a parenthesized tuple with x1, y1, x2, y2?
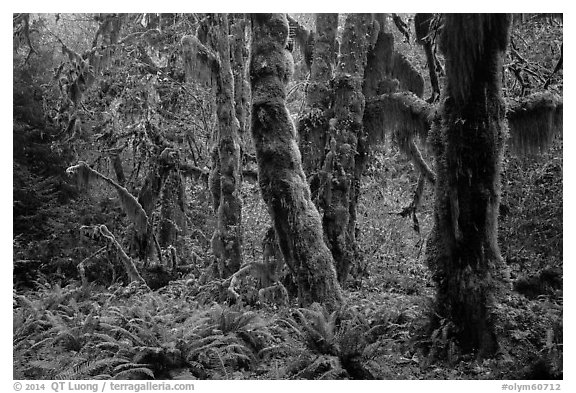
(14, 138, 563, 380)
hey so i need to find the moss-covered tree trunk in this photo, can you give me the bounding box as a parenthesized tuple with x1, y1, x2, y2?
(208, 14, 243, 278)
(158, 158, 187, 253)
(230, 14, 250, 136)
(297, 13, 338, 196)
(323, 14, 374, 284)
(250, 13, 343, 310)
(426, 14, 512, 358)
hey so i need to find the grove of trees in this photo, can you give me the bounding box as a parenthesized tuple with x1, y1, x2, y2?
(13, 13, 562, 380)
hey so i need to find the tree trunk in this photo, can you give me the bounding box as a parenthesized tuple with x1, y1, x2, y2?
(158, 165, 187, 252)
(426, 14, 512, 358)
(323, 14, 375, 284)
(250, 13, 343, 311)
(230, 14, 250, 136)
(297, 13, 338, 202)
(208, 14, 243, 278)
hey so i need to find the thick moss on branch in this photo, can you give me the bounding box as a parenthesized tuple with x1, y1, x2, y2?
(250, 13, 343, 310)
(507, 91, 563, 154)
(364, 92, 434, 146)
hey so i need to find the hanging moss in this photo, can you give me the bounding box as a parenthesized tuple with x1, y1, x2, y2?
(363, 14, 394, 98)
(507, 91, 563, 155)
(364, 92, 433, 147)
(391, 52, 425, 98)
(180, 34, 219, 85)
(250, 13, 343, 310)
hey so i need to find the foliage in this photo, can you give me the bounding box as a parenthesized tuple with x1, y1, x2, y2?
(14, 12, 562, 380)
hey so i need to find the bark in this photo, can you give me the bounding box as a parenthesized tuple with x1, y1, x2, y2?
(426, 14, 512, 358)
(230, 14, 250, 135)
(208, 14, 243, 278)
(323, 14, 375, 284)
(250, 13, 343, 311)
(158, 164, 187, 251)
(297, 13, 338, 197)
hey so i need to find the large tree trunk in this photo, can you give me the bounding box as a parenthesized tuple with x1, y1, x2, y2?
(250, 13, 343, 311)
(323, 14, 375, 284)
(208, 14, 243, 278)
(426, 14, 512, 358)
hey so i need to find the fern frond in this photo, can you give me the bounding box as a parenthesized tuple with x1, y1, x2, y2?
(55, 358, 128, 380)
(99, 322, 146, 346)
(113, 362, 152, 373)
(113, 367, 155, 379)
(257, 343, 303, 360)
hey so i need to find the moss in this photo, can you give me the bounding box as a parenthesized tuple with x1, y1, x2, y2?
(250, 13, 343, 310)
(507, 91, 563, 155)
(364, 92, 433, 147)
(391, 52, 425, 98)
(305, 14, 338, 111)
(440, 14, 512, 105)
(426, 13, 513, 358)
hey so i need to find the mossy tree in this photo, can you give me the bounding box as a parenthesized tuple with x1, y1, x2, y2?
(297, 13, 338, 191)
(322, 14, 377, 284)
(182, 14, 244, 278)
(426, 14, 513, 357)
(297, 13, 427, 284)
(250, 13, 343, 310)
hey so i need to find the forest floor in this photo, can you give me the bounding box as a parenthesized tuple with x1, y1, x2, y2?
(13, 140, 563, 380)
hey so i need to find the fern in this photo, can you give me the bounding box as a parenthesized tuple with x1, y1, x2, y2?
(113, 367, 155, 379)
(55, 358, 129, 380)
(98, 322, 147, 346)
